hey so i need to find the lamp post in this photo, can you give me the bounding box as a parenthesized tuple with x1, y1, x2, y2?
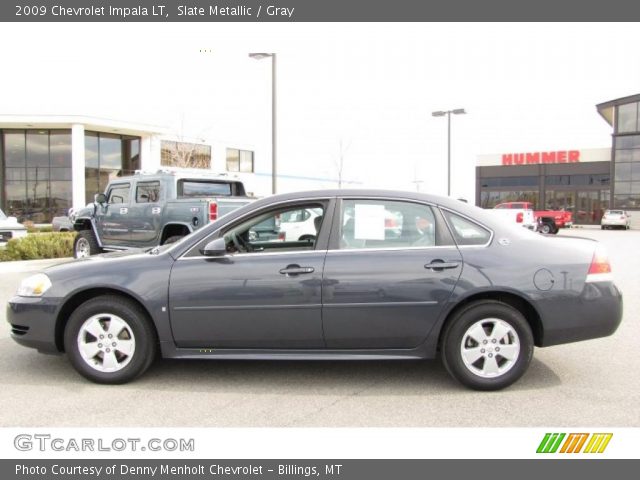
(249, 53, 277, 194)
(432, 108, 466, 196)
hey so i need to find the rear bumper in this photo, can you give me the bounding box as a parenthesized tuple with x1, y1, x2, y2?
(539, 281, 623, 347)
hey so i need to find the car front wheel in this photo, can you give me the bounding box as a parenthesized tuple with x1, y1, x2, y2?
(441, 301, 534, 391)
(73, 230, 101, 258)
(64, 295, 157, 384)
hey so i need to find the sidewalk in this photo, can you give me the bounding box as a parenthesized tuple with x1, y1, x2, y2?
(0, 257, 72, 274)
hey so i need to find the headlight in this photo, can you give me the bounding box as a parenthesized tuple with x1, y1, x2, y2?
(17, 273, 52, 297)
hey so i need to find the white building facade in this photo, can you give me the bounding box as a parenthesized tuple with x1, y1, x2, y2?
(0, 114, 341, 223)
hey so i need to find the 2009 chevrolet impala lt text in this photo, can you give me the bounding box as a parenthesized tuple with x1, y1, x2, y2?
(7, 190, 623, 390)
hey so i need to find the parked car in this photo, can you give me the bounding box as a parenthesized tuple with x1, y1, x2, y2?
(486, 203, 537, 230)
(7, 190, 622, 391)
(0, 209, 28, 245)
(279, 207, 323, 241)
(601, 210, 631, 230)
(52, 211, 74, 232)
(495, 202, 573, 229)
(71, 169, 254, 258)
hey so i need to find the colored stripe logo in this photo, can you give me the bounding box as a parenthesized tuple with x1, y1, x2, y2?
(537, 433, 612, 454)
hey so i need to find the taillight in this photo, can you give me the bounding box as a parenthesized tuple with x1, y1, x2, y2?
(209, 202, 218, 221)
(586, 245, 612, 282)
(278, 232, 286, 241)
(516, 212, 523, 223)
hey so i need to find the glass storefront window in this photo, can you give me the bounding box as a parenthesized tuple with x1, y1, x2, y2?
(1, 129, 72, 223)
(226, 148, 254, 173)
(84, 132, 141, 203)
(161, 140, 210, 169)
(615, 135, 640, 150)
(615, 163, 632, 182)
(479, 190, 538, 209)
(617, 102, 639, 134)
(4, 130, 25, 167)
(49, 131, 71, 167)
(26, 131, 49, 168)
(614, 182, 632, 194)
(614, 195, 640, 209)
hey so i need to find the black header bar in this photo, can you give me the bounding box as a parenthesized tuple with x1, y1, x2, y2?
(3, 0, 640, 22)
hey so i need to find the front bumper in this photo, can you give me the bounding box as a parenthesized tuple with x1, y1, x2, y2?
(6, 296, 62, 354)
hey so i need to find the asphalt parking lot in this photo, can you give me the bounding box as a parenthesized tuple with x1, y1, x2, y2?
(0, 228, 638, 427)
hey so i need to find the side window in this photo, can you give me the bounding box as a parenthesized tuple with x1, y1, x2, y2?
(222, 203, 326, 254)
(340, 200, 437, 250)
(442, 210, 492, 246)
(107, 184, 130, 204)
(136, 181, 161, 203)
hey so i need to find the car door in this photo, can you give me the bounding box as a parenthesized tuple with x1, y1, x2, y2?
(96, 182, 131, 244)
(322, 198, 463, 349)
(168, 199, 335, 349)
(128, 180, 163, 245)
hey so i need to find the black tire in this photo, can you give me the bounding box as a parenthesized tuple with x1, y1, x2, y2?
(73, 230, 101, 258)
(441, 301, 534, 391)
(162, 235, 184, 245)
(64, 295, 157, 384)
(601, 226, 605, 230)
(540, 223, 551, 234)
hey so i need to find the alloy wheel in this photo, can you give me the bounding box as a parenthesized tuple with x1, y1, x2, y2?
(460, 318, 520, 378)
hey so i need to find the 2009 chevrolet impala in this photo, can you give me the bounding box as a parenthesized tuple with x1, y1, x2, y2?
(7, 190, 623, 390)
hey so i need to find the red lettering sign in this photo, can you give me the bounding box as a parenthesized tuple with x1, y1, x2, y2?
(501, 151, 581, 166)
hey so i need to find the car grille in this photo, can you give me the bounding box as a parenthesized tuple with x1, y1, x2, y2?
(11, 324, 29, 336)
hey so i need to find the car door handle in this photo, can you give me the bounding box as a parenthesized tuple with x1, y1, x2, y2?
(424, 261, 460, 271)
(279, 265, 315, 276)
(120, 207, 128, 214)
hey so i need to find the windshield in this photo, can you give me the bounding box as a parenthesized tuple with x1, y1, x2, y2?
(0, 209, 7, 221)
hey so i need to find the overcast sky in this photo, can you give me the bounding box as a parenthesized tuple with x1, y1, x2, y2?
(2, 23, 639, 199)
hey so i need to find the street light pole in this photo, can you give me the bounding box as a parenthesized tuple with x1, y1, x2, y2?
(432, 108, 466, 197)
(249, 52, 277, 194)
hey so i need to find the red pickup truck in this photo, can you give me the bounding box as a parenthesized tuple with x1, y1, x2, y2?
(495, 202, 573, 229)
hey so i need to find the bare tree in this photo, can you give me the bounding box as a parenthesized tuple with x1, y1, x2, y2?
(162, 115, 211, 169)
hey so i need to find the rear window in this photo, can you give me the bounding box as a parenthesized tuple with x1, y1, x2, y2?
(442, 210, 492, 246)
(178, 180, 233, 197)
(607, 210, 624, 215)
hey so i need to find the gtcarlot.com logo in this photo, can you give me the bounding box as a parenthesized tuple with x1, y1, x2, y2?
(536, 433, 612, 454)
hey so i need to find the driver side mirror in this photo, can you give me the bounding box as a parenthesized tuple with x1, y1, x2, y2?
(200, 237, 228, 257)
(94, 193, 107, 205)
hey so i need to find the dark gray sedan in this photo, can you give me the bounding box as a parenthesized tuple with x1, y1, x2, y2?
(7, 190, 622, 390)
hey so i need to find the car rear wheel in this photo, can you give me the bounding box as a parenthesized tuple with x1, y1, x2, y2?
(73, 230, 101, 258)
(64, 295, 157, 384)
(441, 301, 534, 391)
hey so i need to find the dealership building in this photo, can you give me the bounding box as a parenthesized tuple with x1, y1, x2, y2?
(0, 114, 341, 223)
(476, 94, 640, 225)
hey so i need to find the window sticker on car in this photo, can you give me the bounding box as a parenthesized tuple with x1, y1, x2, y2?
(354, 203, 385, 240)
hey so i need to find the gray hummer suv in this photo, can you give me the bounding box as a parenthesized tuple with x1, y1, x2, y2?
(72, 170, 254, 257)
